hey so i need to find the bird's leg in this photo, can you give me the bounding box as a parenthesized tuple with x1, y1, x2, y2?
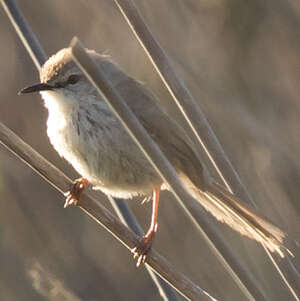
(64, 178, 89, 208)
(132, 187, 160, 267)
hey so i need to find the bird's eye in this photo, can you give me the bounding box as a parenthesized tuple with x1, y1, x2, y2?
(67, 74, 80, 85)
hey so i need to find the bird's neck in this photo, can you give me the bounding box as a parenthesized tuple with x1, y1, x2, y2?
(41, 90, 76, 114)
(41, 90, 78, 135)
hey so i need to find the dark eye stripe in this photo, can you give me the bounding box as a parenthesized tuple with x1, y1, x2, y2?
(67, 74, 80, 85)
(52, 74, 80, 89)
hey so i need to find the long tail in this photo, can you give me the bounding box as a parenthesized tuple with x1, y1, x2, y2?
(189, 180, 286, 257)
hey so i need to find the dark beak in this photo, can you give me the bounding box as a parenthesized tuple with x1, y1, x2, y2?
(18, 83, 54, 95)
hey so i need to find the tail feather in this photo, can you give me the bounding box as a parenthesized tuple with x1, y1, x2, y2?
(188, 180, 286, 257)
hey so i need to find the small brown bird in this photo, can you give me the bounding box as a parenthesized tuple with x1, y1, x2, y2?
(20, 48, 285, 266)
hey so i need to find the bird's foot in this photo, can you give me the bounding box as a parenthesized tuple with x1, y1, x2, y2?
(131, 225, 157, 267)
(64, 178, 89, 208)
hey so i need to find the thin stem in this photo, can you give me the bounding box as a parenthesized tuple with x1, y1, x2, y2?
(0, 121, 216, 301)
(71, 38, 267, 301)
(113, 0, 248, 200)
(0, 0, 181, 300)
(112, 0, 300, 299)
(1, 0, 46, 68)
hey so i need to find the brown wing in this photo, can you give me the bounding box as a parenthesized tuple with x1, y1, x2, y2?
(115, 76, 206, 190)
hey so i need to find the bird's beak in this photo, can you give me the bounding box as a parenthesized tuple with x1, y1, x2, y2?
(18, 83, 54, 95)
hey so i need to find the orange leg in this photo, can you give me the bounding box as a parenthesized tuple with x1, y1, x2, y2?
(64, 178, 89, 208)
(132, 187, 160, 267)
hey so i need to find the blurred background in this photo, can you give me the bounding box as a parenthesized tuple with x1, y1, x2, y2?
(0, 0, 300, 300)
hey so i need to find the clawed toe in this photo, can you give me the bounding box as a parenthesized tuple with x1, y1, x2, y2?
(64, 178, 89, 208)
(64, 192, 78, 208)
(131, 231, 155, 267)
(132, 247, 148, 267)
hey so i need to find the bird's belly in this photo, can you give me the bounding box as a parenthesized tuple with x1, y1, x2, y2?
(47, 111, 162, 199)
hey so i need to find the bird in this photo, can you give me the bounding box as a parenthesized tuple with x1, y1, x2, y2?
(19, 48, 286, 266)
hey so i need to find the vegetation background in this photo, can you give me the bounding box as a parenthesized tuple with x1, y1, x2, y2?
(0, 1, 299, 300)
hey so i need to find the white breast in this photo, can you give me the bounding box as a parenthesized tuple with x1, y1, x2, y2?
(41, 91, 92, 180)
(40, 90, 161, 199)
(42, 91, 73, 155)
